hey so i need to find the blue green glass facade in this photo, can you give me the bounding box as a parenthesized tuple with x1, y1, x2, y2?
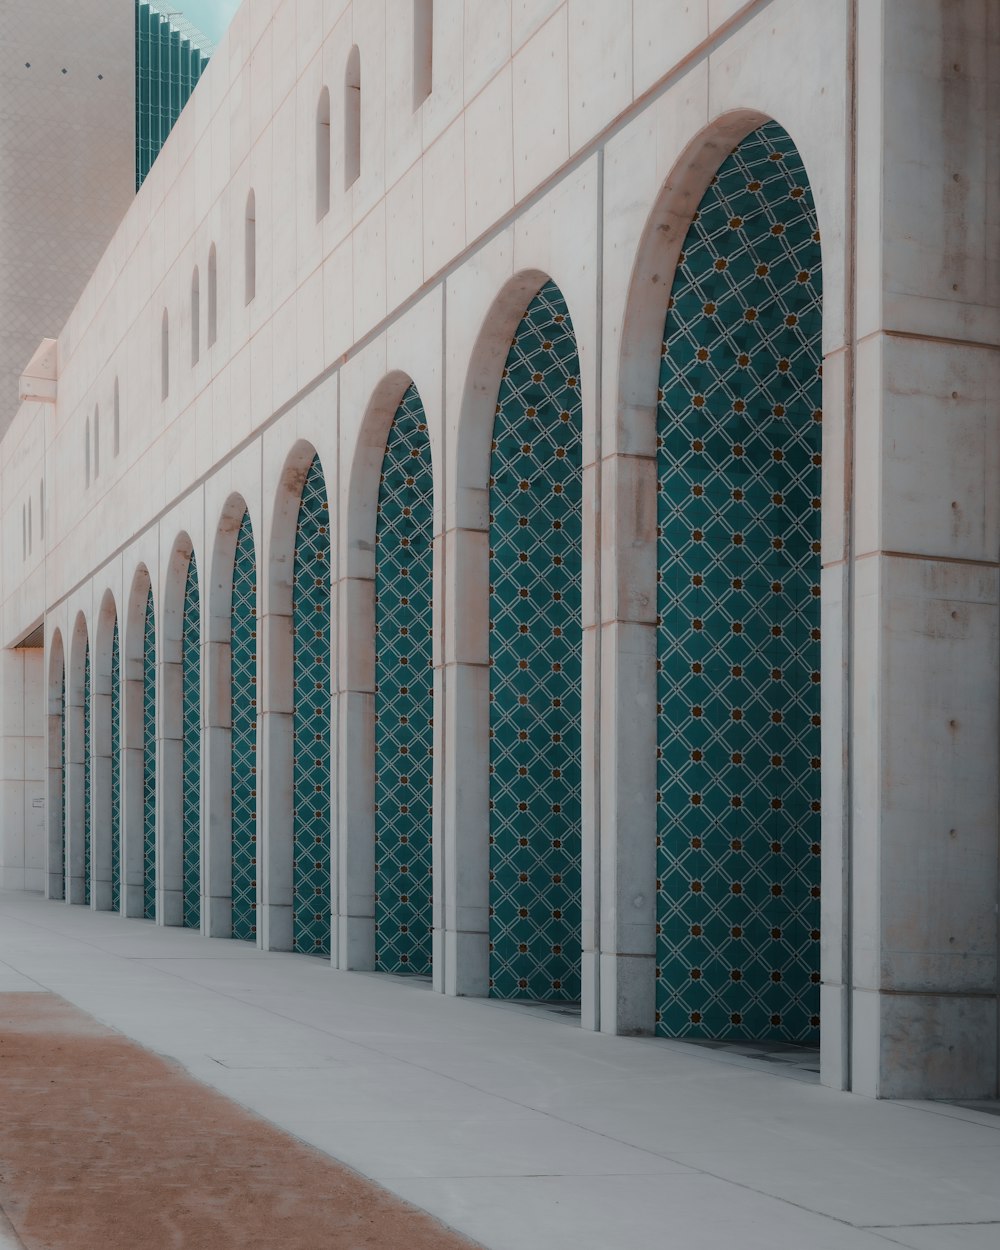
(182, 556, 201, 929)
(488, 281, 583, 1002)
(292, 459, 331, 956)
(143, 587, 157, 920)
(135, 2, 211, 191)
(231, 513, 257, 943)
(374, 387, 433, 975)
(655, 123, 822, 1043)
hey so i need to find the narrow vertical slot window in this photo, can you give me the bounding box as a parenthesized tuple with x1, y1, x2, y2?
(316, 87, 331, 221)
(207, 245, 217, 346)
(345, 47, 361, 189)
(191, 266, 200, 364)
(245, 191, 256, 304)
(94, 405, 100, 480)
(113, 377, 120, 456)
(413, 0, 433, 108)
(22, 504, 26, 559)
(27, 497, 32, 554)
(161, 309, 170, 399)
(39, 480, 44, 540)
(85, 416, 91, 486)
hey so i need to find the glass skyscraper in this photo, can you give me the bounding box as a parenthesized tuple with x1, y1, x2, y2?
(135, 2, 212, 189)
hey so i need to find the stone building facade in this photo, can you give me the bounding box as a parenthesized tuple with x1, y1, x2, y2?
(1, 0, 997, 1101)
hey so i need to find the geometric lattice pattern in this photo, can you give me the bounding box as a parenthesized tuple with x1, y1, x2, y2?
(84, 643, 91, 906)
(182, 555, 201, 929)
(292, 457, 331, 955)
(60, 664, 66, 898)
(656, 122, 822, 1043)
(374, 385, 433, 975)
(231, 512, 257, 943)
(488, 281, 583, 1002)
(143, 585, 157, 920)
(111, 619, 121, 913)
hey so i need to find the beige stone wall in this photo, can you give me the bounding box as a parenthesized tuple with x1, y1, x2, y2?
(1, 0, 998, 1100)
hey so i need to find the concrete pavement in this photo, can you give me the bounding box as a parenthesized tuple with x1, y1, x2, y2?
(1, 890, 997, 1250)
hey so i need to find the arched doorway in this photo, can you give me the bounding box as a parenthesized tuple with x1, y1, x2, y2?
(488, 279, 583, 1002)
(182, 552, 201, 928)
(655, 121, 822, 1042)
(84, 638, 91, 906)
(111, 615, 121, 912)
(373, 384, 433, 975)
(231, 511, 257, 942)
(291, 456, 331, 954)
(142, 585, 156, 920)
(52, 640, 66, 900)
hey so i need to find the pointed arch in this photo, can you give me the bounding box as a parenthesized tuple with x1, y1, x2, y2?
(231, 509, 258, 942)
(443, 270, 557, 997)
(291, 454, 332, 954)
(653, 120, 823, 1044)
(123, 564, 155, 919)
(372, 384, 434, 974)
(93, 589, 119, 912)
(263, 446, 325, 953)
(486, 280, 584, 1001)
(68, 612, 90, 906)
(160, 533, 201, 928)
(340, 375, 430, 975)
(46, 629, 66, 900)
(203, 496, 246, 937)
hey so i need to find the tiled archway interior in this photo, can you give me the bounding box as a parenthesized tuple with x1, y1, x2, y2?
(655, 122, 822, 1043)
(292, 459, 331, 955)
(231, 513, 257, 942)
(374, 384, 433, 976)
(60, 666, 66, 897)
(488, 280, 583, 1003)
(83, 644, 91, 906)
(111, 622, 121, 912)
(143, 587, 156, 920)
(182, 556, 200, 929)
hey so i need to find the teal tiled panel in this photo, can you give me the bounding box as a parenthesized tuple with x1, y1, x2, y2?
(488, 281, 583, 1002)
(111, 621, 121, 912)
(182, 556, 201, 929)
(60, 666, 66, 897)
(143, 587, 156, 920)
(292, 458, 331, 955)
(374, 386, 433, 975)
(84, 644, 91, 906)
(231, 513, 257, 943)
(655, 122, 822, 1043)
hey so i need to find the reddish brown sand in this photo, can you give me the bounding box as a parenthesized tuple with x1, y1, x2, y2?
(0, 993, 481, 1250)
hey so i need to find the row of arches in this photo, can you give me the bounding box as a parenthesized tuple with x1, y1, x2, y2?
(48, 122, 821, 1043)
